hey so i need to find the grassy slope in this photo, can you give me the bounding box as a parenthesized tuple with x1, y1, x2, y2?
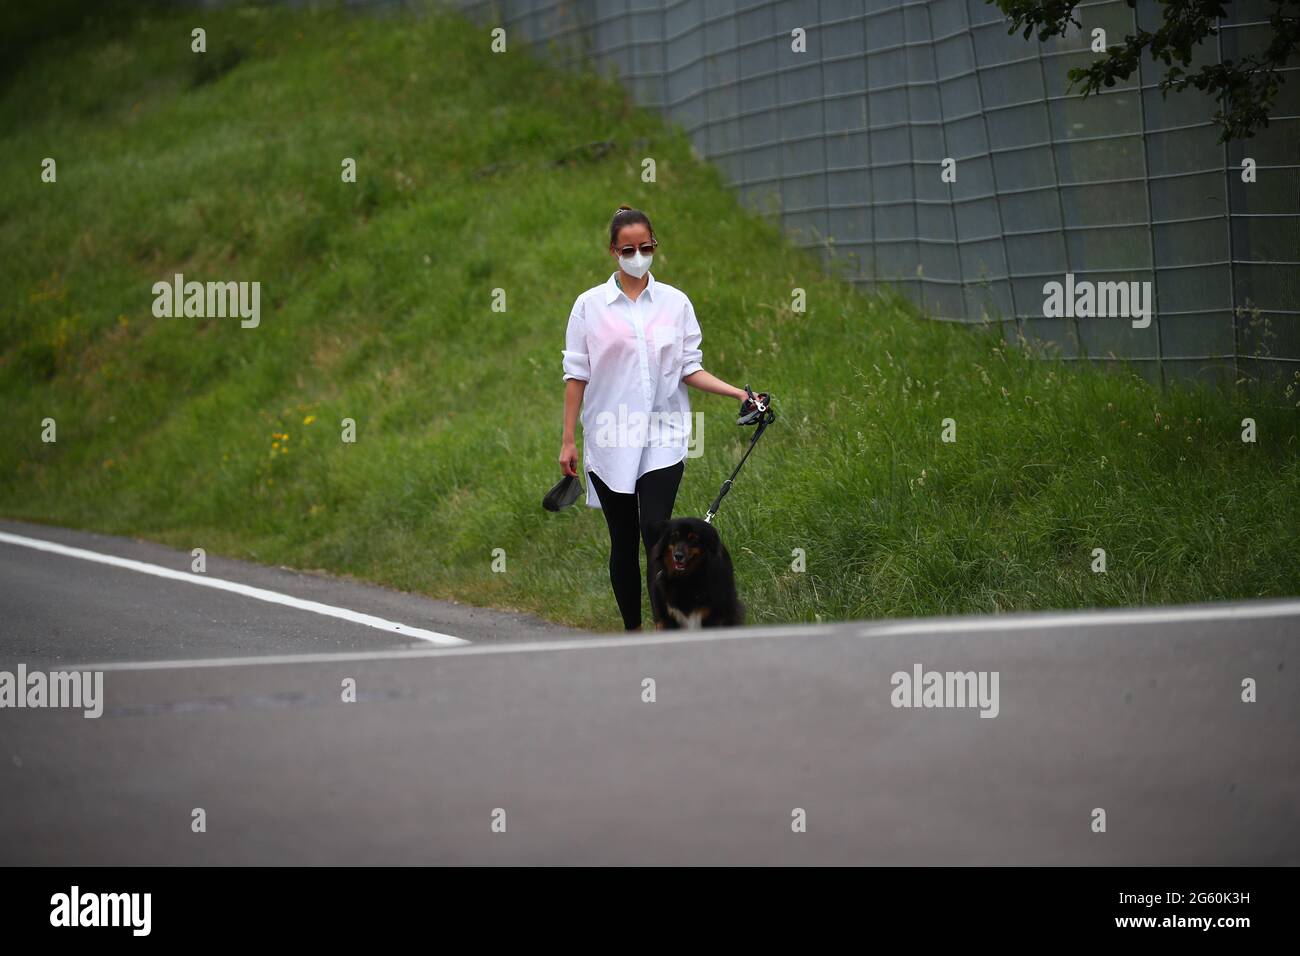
(0, 1, 1296, 631)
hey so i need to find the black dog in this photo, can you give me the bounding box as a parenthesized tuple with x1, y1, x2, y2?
(646, 517, 745, 629)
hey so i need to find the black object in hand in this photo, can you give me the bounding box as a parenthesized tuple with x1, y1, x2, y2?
(543, 473, 582, 512)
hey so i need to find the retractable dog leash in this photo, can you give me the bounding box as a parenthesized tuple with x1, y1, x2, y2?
(703, 385, 775, 525)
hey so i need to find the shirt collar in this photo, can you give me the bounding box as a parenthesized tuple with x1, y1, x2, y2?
(605, 270, 655, 305)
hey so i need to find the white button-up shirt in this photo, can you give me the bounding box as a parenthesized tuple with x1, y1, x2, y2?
(562, 270, 704, 509)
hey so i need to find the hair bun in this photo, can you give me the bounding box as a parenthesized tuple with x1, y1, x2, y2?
(617, 204, 632, 211)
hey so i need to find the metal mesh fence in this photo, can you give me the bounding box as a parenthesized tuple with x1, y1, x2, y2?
(429, 0, 1297, 388)
(207, 0, 1300, 386)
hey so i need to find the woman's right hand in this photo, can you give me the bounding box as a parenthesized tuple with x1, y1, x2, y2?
(559, 441, 579, 477)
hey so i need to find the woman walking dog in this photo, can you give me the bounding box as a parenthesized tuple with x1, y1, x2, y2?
(558, 204, 767, 631)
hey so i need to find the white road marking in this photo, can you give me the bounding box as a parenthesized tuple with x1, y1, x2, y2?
(864, 600, 1300, 637)
(0, 530, 468, 647)
(52, 597, 1300, 673)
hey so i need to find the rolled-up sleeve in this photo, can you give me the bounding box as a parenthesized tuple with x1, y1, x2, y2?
(680, 296, 704, 377)
(562, 296, 590, 382)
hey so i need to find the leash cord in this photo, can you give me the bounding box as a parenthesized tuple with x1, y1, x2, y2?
(703, 410, 774, 524)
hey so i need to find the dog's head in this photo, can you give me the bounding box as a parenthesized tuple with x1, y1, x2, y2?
(648, 517, 723, 577)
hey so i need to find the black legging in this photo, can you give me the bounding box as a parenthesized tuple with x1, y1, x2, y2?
(588, 459, 685, 630)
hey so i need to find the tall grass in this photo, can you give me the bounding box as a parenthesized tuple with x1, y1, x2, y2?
(1, 1, 1296, 630)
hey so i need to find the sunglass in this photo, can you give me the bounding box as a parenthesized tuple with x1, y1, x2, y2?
(616, 241, 657, 257)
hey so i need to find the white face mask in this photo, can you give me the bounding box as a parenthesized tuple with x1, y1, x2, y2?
(619, 250, 652, 279)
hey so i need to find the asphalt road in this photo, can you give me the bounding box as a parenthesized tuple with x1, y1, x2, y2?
(1, 518, 1297, 865)
(0, 518, 575, 663)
